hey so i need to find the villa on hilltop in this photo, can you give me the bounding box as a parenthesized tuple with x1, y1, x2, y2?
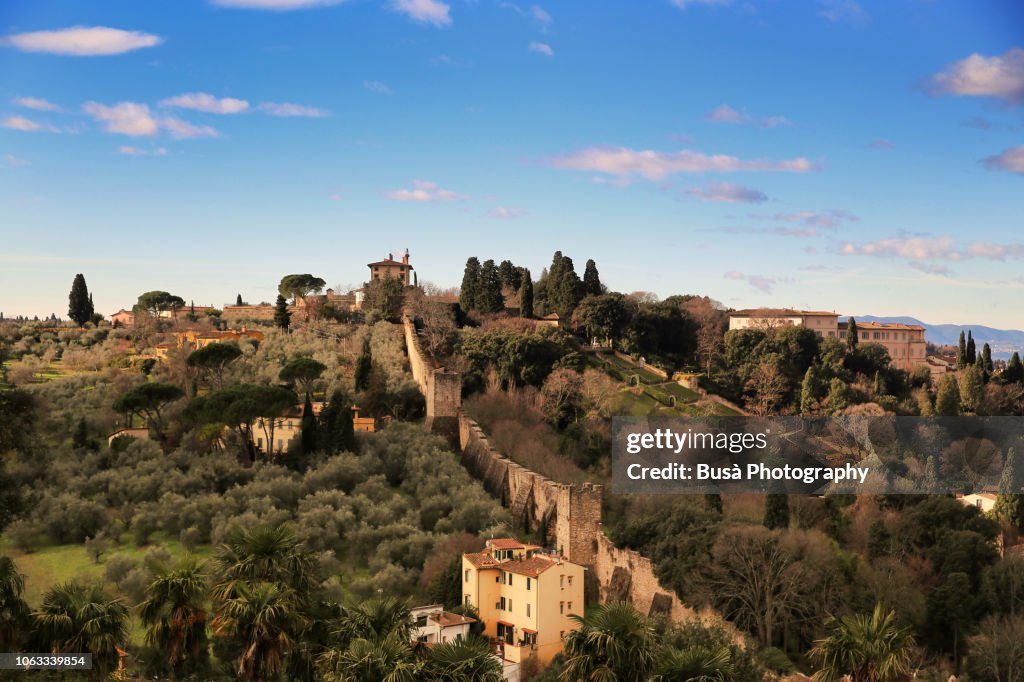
(728, 308, 935, 374)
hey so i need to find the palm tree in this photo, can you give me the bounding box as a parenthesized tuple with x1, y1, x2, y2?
(211, 579, 308, 682)
(139, 556, 209, 675)
(561, 601, 658, 682)
(212, 524, 319, 604)
(654, 645, 734, 682)
(0, 556, 30, 649)
(317, 630, 420, 682)
(810, 604, 915, 682)
(31, 582, 129, 680)
(423, 635, 503, 682)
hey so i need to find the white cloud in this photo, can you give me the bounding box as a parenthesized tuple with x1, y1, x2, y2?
(981, 144, 1024, 174)
(83, 101, 159, 136)
(530, 5, 552, 29)
(13, 96, 62, 112)
(487, 206, 528, 219)
(211, 0, 343, 8)
(528, 42, 554, 57)
(393, 0, 452, 26)
(929, 48, 1024, 105)
(550, 145, 816, 180)
(770, 209, 857, 229)
(385, 179, 466, 202)
(839, 236, 1024, 262)
(83, 101, 219, 138)
(818, 0, 868, 24)
(687, 182, 767, 204)
(670, 0, 730, 8)
(159, 118, 219, 139)
(3, 154, 31, 168)
(160, 92, 249, 114)
(2, 116, 58, 133)
(724, 271, 782, 293)
(0, 26, 162, 56)
(363, 80, 394, 95)
(117, 146, 168, 156)
(909, 262, 953, 277)
(705, 103, 789, 128)
(258, 102, 329, 117)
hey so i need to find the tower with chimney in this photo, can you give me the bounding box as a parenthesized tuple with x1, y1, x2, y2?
(367, 249, 413, 286)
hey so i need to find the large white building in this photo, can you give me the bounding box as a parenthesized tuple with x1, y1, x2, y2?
(728, 309, 840, 337)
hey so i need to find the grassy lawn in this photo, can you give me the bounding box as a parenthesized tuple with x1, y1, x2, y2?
(659, 382, 701, 403)
(591, 352, 665, 385)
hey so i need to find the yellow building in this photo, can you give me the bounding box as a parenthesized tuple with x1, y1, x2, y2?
(462, 538, 585, 666)
(728, 308, 840, 337)
(840, 321, 927, 372)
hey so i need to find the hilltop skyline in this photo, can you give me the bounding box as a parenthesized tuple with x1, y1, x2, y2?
(1, 1, 1023, 326)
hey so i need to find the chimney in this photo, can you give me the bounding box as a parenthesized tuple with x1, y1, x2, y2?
(388, 252, 393, 261)
(402, 249, 410, 265)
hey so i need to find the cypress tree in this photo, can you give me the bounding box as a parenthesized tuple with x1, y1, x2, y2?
(982, 343, 994, 373)
(476, 259, 505, 313)
(274, 294, 291, 330)
(956, 330, 967, 369)
(867, 519, 891, 561)
(582, 259, 602, 296)
(300, 394, 318, 455)
(846, 317, 859, 350)
(519, 269, 534, 319)
(994, 448, 1024, 531)
(1006, 353, 1024, 384)
(354, 340, 372, 392)
(459, 257, 482, 312)
(67, 274, 92, 326)
(966, 330, 977, 365)
(764, 493, 790, 530)
(800, 365, 818, 414)
(236, 293, 243, 306)
(873, 370, 886, 397)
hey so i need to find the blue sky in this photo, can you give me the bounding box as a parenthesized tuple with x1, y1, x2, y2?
(1, 0, 1023, 326)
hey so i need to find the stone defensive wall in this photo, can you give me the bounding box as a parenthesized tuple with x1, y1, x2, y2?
(402, 312, 721, 624)
(459, 411, 700, 621)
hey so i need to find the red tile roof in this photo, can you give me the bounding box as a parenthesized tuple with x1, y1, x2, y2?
(464, 552, 500, 569)
(368, 259, 413, 268)
(431, 612, 476, 627)
(501, 556, 559, 578)
(730, 308, 837, 317)
(489, 538, 526, 550)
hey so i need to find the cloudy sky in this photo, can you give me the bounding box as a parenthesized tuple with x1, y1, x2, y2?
(1, 0, 1023, 326)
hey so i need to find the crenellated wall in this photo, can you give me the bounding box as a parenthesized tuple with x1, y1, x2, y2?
(459, 411, 706, 622)
(403, 314, 725, 627)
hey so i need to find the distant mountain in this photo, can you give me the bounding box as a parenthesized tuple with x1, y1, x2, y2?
(847, 316, 1024, 359)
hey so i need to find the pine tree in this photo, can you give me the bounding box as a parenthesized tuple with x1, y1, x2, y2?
(519, 269, 534, 319)
(966, 330, 977, 365)
(582, 259, 601, 296)
(459, 257, 482, 312)
(956, 330, 967, 369)
(67, 274, 93, 326)
(846, 317, 859, 351)
(994, 448, 1024, 532)
(273, 295, 291, 330)
(935, 374, 961, 416)
(764, 493, 790, 530)
(236, 293, 243, 306)
(982, 343, 994, 373)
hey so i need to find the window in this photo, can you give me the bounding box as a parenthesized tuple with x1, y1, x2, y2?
(257, 437, 263, 449)
(526, 577, 531, 591)
(500, 597, 506, 610)
(568, 601, 573, 613)
(527, 604, 531, 617)
(465, 595, 471, 606)
(568, 576, 573, 586)
(465, 570, 470, 583)
(560, 575, 564, 589)
(508, 599, 512, 612)
(416, 615, 428, 627)
(559, 602, 564, 615)
(508, 573, 513, 587)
